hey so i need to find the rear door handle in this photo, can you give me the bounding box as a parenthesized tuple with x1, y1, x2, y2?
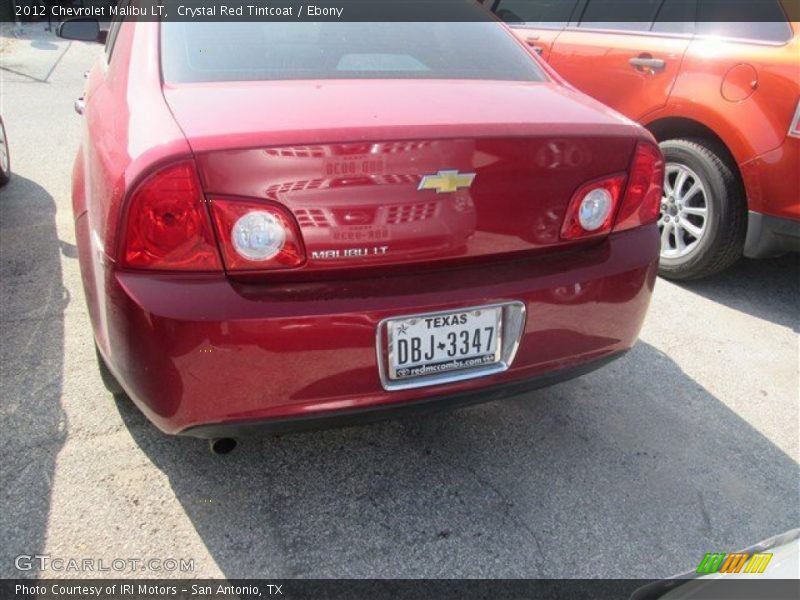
(74, 97, 85, 115)
(629, 57, 666, 71)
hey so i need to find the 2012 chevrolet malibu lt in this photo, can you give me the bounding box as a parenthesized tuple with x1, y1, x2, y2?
(60, 16, 663, 439)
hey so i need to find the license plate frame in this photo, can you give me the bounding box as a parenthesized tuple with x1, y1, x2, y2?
(376, 302, 527, 391)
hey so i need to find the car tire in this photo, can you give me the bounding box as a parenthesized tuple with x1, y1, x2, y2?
(657, 138, 747, 280)
(95, 344, 125, 396)
(0, 118, 10, 188)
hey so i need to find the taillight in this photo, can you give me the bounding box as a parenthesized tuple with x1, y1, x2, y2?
(789, 99, 800, 138)
(613, 142, 665, 232)
(560, 174, 626, 240)
(209, 199, 305, 271)
(122, 161, 222, 270)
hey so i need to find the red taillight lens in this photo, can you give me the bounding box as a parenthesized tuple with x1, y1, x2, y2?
(561, 174, 626, 240)
(209, 199, 305, 271)
(122, 161, 222, 270)
(614, 142, 665, 232)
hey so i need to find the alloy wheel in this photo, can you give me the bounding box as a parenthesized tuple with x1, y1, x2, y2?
(659, 163, 709, 259)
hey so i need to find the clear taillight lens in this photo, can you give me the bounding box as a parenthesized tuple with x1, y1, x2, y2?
(561, 174, 626, 240)
(231, 211, 287, 262)
(122, 161, 222, 271)
(613, 142, 665, 232)
(209, 199, 305, 271)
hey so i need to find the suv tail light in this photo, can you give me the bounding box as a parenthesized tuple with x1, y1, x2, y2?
(789, 99, 800, 138)
(209, 199, 306, 271)
(560, 174, 626, 240)
(613, 142, 665, 232)
(122, 161, 222, 270)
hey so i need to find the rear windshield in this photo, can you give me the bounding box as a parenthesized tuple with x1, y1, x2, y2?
(160, 22, 546, 83)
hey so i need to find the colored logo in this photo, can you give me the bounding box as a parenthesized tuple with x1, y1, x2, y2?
(696, 552, 773, 575)
(418, 170, 476, 194)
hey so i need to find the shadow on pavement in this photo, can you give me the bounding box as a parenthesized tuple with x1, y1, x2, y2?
(0, 174, 68, 578)
(671, 255, 799, 332)
(113, 339, 799, 578)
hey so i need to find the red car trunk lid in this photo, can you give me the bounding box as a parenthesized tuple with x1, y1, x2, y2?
(163, 80, 642, 274)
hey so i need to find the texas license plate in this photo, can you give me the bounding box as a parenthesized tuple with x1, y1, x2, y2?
(385, 306, 503, 382)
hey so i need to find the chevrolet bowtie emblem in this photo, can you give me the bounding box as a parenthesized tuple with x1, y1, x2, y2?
(418, 170, 476, 194)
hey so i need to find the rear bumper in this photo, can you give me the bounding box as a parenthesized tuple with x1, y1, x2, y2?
(744, 211, 800, 259)
(181, 350, 626, 438)
(100, 227, 659, 435)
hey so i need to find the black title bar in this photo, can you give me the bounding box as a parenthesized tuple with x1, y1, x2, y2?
(3, 579, 800, 600)
(5, 0, 800, 23)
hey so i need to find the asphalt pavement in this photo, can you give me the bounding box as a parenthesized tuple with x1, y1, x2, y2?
(1, 25, 798, 579)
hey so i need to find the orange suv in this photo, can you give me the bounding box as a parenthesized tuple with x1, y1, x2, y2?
(489, 0, 799, 279)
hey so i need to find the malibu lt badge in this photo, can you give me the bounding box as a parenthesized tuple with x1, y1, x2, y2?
(312, 246, 389, 260)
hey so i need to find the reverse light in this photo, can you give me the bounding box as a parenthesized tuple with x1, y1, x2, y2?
(122, 161, 222, 270)
(232, 210, 286, 261)
(614, 142, 665, 232)
(578, 188, 614, 231)
(210, 200, 305, 271)
(561, 175, 625, 240)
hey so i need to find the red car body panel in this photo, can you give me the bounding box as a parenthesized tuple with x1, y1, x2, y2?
(73, 21, 660, 436)
(508, 12, 800, 255)
(739, 139, 799, 220)
(640, 31, 800, 222)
